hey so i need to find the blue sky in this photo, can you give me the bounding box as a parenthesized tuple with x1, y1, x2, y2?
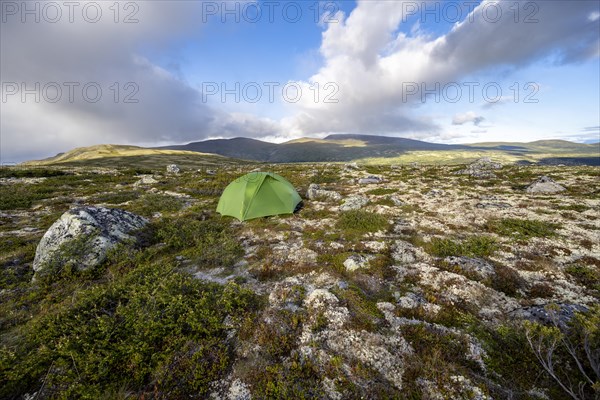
(1, 0, 599, 162)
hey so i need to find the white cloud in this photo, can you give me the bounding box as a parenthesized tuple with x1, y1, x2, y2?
(452, 111, 484, 126)
(287, 0, 600, 138)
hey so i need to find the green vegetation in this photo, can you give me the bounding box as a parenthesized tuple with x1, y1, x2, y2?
(426, 236, 498, 258)
(1, 161, 598, 399)
(491, 264, 526, 296)
(487, 218, 560, 240)
(565, 263, 600, 293)
(335, 210, 389, 237)
(366, 188, 396, 196)
(156, 216, 243, 267)
(523, 305, 600, 400)
(0, 211, 259, 399)
(126, 193, 185, 216)
(0, 263, 258, 399)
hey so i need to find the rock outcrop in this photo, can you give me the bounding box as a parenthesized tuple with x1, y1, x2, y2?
(455, 157, 502, 179)
(33, 207, 148, 276)
(133, 175, 159, 186)
(166, 164, 180, 174)
(358, 175, 383, 185)
(526, 175, 566, 194)
(339, 195, 369, 211)
(306, 183, 342, 202)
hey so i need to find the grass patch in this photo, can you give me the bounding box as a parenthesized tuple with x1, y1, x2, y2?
(366, 188, 396, 196)
(335, 210, 389, 237)
(487, 218, 560, 240)
(426, 236, 498, 258)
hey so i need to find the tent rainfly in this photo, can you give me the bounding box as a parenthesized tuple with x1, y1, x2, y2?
(216, 172, 302, 221)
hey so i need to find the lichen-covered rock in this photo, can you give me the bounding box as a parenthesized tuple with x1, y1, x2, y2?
(33, 207, 148, 275)
(166, 164, 180, 174)
(389, 195, 405, 206)
(444, 256, 495, 280)
(455, 157, 502, 179)
(526, 176, 566, 194)
(391, 240, 418, 265)
(227, 379, 252, 400)
(339, 195, 369, 211)
(306, 183, 342, 202)
(358, 175, 383, 185)
(343, 254, 372, 271)
(514, 303, 588, 329)
(133, 175, 159, 186)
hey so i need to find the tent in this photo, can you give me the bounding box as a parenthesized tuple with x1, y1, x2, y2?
(216, 172, 302, 221)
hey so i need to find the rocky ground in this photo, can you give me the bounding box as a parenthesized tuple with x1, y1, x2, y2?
(0, 160, 598, 399)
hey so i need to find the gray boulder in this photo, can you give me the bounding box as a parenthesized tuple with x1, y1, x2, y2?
(526, 176, 566, 194)
(443, 256, 495, 280)
(133, 175, 159, 186)
(166, 164, 180, 174)
(306, 183, 342, 202)
(339, 195, 369, 211)
(514, 303, 588, 329)
(358, 175, 383, 185)
(389, 195, 405, 206)
(33, 207, 148, 276)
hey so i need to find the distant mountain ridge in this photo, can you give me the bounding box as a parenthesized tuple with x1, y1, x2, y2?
(158, 134, 471, 162)
(158, 134, 598, 163)
(24, 134, 599, 166)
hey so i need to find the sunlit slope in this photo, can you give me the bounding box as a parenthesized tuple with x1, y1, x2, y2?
(23, 144, 248, 169)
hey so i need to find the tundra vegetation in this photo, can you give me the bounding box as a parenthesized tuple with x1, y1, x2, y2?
(0, 160, 598, 399)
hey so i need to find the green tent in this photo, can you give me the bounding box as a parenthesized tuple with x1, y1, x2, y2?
(216, 172, 302, 221)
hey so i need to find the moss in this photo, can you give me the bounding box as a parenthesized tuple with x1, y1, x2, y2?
(91, 191, 141, 204)
(249, 353, 326, 399)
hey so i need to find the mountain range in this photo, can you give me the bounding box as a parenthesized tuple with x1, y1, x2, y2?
(25, 134, 600, 166)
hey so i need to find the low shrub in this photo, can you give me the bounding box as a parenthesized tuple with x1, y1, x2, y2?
(335, 210, 389, 237)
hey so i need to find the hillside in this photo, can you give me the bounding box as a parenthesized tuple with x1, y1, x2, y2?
(158, 134, 599, 165)
(159, 135, 468, 162)
(23, 144, 250, 169)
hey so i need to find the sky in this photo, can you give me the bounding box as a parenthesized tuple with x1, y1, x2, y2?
(1, 0, 599, 163)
